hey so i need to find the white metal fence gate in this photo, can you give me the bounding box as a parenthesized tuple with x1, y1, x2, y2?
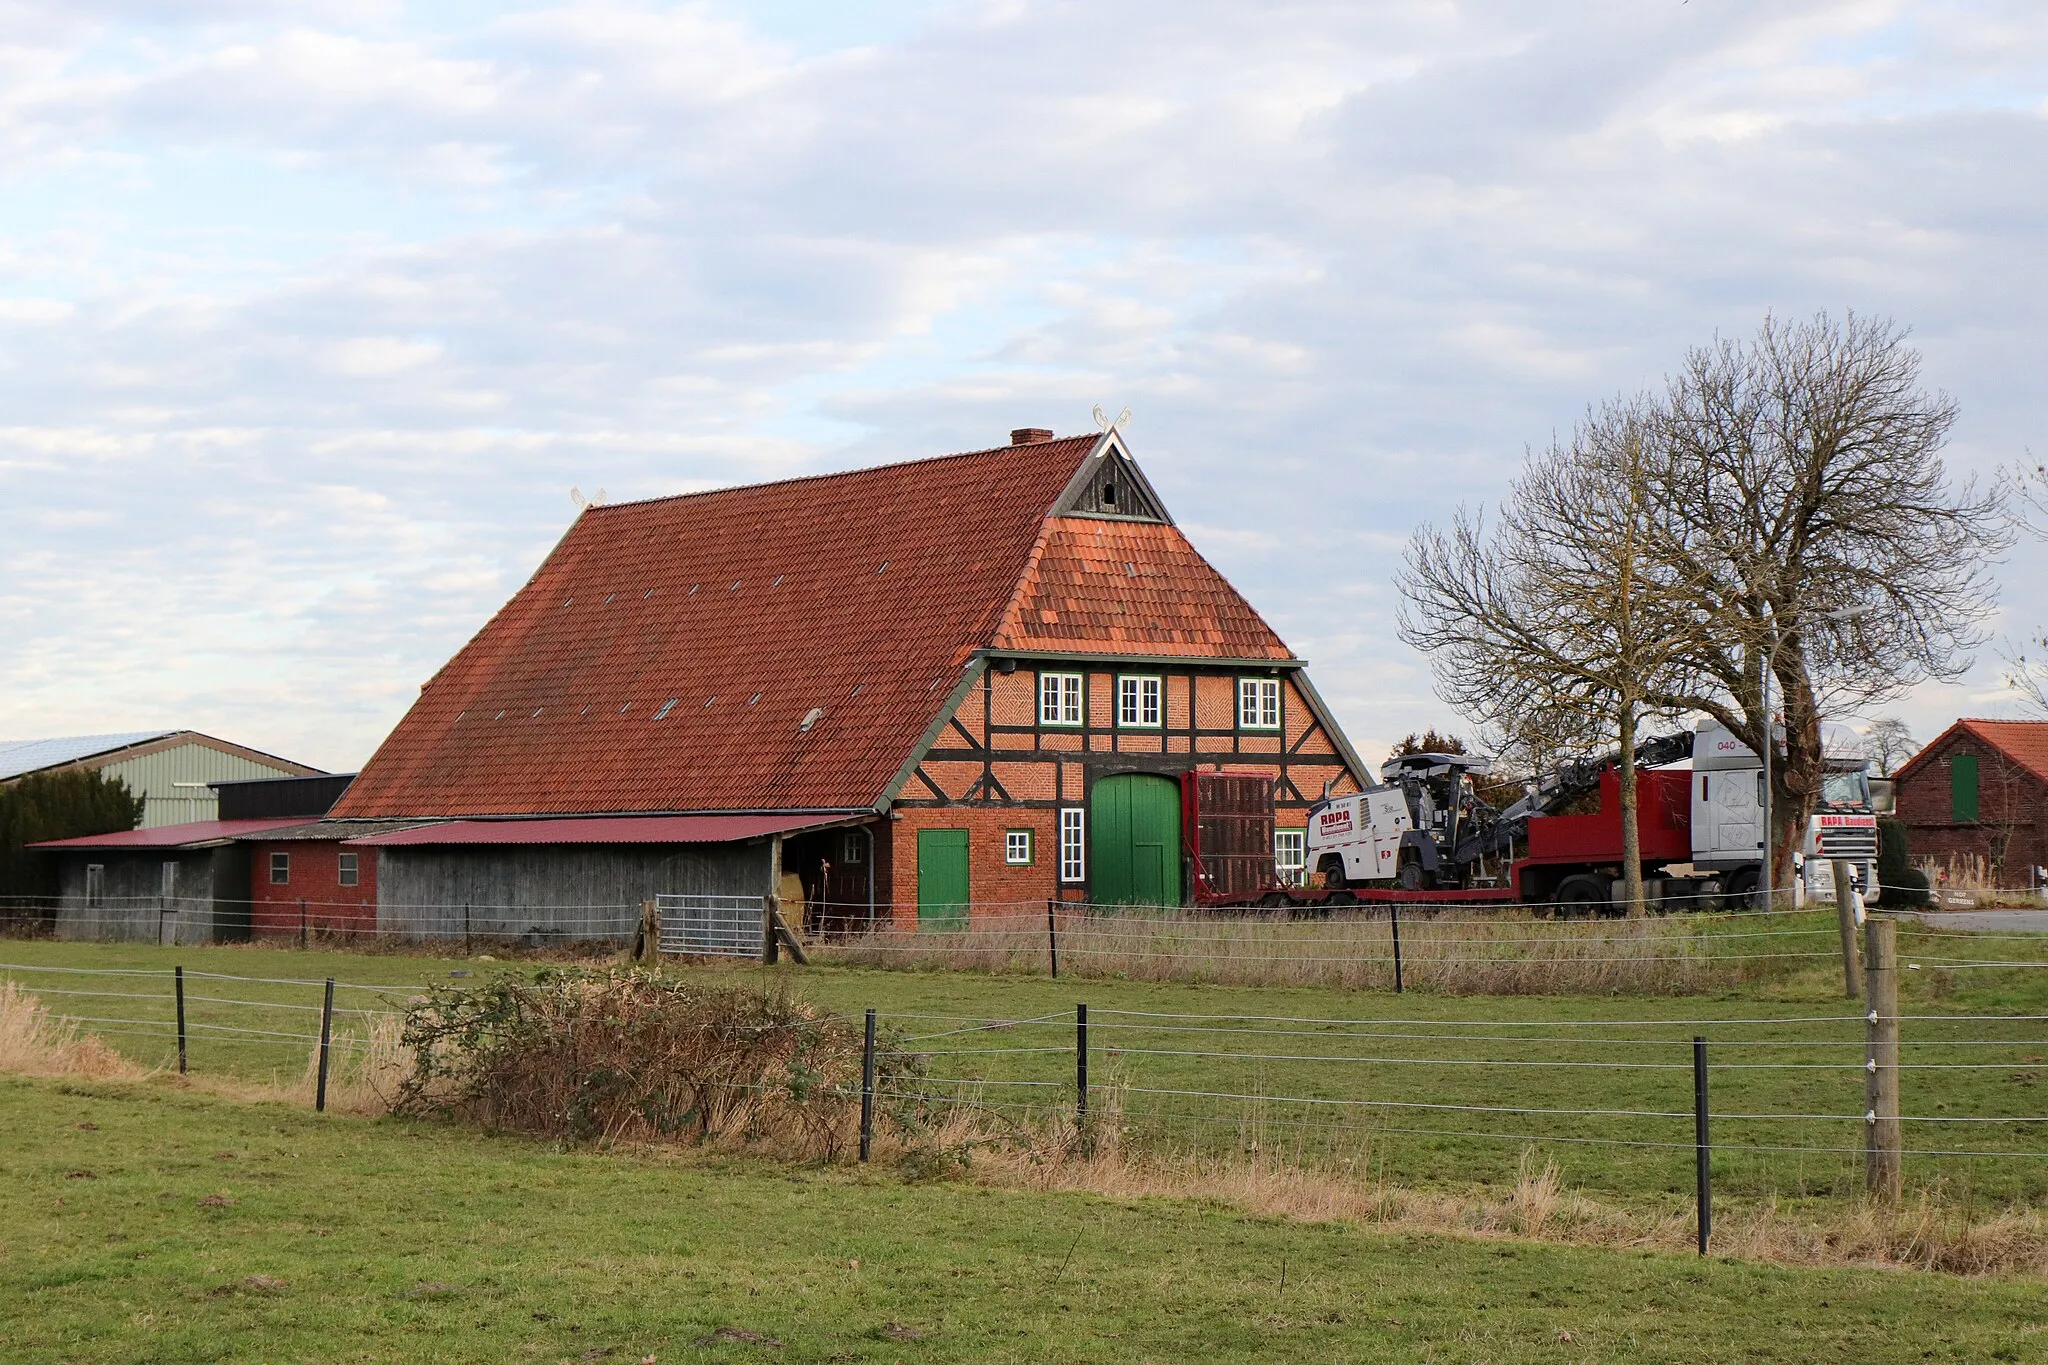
(656, 894, 763, 958)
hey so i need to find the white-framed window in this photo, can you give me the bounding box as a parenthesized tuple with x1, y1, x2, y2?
(1274, 830, 1307, 887)
(85, 864, 104, 908)
(1116, 675, 1162, 728)
(1005, 829, 1034, 865)
(338, 852, 359, 888)
(1239, 677, 1281, 730)
(1059, 808, 1086, 882)
(1039, 671, 1084, 726)
(841, 830, 865, 864)
(269, 851, 291, 885)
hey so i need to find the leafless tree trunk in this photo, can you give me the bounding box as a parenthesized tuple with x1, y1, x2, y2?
(1638, 312, 2005, 890)
(1401, 399, 1699, 915)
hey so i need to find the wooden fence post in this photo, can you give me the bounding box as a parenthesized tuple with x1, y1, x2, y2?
(859, 1008, 877, 1163)
(315, 978, 335, 1113)
(1832, 860, 1863, 999)
(764, 836, 783, 965)
(1863, 916, 1902, 1202)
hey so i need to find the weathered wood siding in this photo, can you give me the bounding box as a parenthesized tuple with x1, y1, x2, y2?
(51, 848, 250, 944)
(376, 842, 773, 942)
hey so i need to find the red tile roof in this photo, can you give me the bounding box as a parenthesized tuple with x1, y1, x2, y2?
(991, 517, 1293, 660)
(334, 434, 1303, 819)
(1895, 719, 2048, 786)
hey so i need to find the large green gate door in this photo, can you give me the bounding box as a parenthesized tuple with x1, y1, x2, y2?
(1090, 774, 1183, 908)
(917, 828, 970, 930)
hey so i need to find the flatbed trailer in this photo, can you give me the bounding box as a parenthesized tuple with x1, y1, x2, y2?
(1182, 770, 1520, 911)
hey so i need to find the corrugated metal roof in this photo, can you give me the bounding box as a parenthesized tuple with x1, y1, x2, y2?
(29, 818, 316, 850)
(341, 813, 860, 847)
(0, 732, 176, 781)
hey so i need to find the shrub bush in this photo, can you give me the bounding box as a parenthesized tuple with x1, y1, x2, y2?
(395, 968, 921, 1158)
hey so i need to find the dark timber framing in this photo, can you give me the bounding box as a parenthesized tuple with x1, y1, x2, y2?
(893, 655, 1363, 815)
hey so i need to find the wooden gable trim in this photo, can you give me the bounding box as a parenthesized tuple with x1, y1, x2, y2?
(1049, 431, 1175, 526)
(1287, 671, 1372, 791)
(876, 658, 991, 811)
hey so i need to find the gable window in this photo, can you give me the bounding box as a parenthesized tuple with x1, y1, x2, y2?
(85, 864, 104, 908)
(1005, 829, 1034, 866)
(1117, 675, 1162, 728)
(270, 852, 290, 885)
(1274, 830, 1307, 887)
(1059, 808, 1086, 882)
(1239, 678, 1281, 730)
(1039, 672, 1084, 727)
(338, 852, 359, 888)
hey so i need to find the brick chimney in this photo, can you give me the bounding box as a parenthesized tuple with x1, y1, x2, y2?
(1010, 428, 1055, 445)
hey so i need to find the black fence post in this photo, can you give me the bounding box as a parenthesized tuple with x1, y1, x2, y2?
(463, 901, 472, 956)
(1076, 1002, 1090, 1154)
(299, 897, 308, 951)
(315, 978, 335, 1113)
(1390, 903, 1405, 994)
(174, 965, 187, 1075)
(1693, 1035, 1711, 1256)
(1046, 898, 1060, 980)
(859, 1007, 877, 1163)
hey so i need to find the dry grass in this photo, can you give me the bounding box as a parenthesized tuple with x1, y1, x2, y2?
(820, 908, 1808, 995)
(0, 981, 144, 1081)
(950, 1113, 2048, 1277)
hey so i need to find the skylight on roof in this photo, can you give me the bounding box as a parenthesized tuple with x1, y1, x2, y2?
(653, 698, 678, 720)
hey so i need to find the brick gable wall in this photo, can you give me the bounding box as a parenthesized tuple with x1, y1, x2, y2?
(1895, 729, 2048, 883)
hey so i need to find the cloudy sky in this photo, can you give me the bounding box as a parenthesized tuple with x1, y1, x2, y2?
(2, 0, 2045, 774)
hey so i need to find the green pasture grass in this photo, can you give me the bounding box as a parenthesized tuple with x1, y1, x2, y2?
(3, 934, 2046, 1209)
(4, 1074, 2046, 1364)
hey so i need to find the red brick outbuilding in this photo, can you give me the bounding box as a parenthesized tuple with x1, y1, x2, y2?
(1892, 719, 2048, 885)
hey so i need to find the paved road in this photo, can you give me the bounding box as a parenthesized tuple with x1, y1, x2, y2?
(1898, 909, 2048, 933)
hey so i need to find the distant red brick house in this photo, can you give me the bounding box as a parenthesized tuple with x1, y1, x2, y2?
(330, 426, 1369, 934)
(1892, 719, 2048, 884)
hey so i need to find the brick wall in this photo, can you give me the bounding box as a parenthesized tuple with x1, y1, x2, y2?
(246, 841, 378, 939)
(885, 806, 1060, 928)
(1895, 730, 2048, 882)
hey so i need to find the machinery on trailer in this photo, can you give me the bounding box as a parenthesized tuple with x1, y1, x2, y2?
(1195, 716, 1878, 914)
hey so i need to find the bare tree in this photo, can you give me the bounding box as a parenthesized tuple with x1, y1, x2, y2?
(1637, 312, 2005, 888)
(1860, 717, 1919, 776)
(1401, 398, 1702, 914)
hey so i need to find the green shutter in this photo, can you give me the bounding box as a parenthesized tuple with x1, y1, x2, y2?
(1951, 753, 1979, 823)
(1088, 774, 1183, 908)
(916, 829, 970, 930)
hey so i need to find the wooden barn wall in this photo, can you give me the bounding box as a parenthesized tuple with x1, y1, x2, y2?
(51, 847, 249, 945)
(375, 842, 773, 941)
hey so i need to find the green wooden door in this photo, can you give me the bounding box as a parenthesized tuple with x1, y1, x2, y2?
(917, 828, 970, 930)
(1951, 753, 1980, 822)
(1090, 774, 1183, 908)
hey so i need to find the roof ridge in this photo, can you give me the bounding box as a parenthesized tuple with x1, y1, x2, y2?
(587, 434, 1097, 514)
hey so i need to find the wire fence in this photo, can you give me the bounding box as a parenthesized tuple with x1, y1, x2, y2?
(4, 956, 2046, 1220)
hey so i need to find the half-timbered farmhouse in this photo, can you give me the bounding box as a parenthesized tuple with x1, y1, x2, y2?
(329, 426, 1369, 936)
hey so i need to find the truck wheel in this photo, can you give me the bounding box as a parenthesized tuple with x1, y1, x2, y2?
(1320, 858, 1348, 891)
(1553, 874, 1606, 918)
(1397, 857, 1429, 892)
(1725, 866, 1761, 909)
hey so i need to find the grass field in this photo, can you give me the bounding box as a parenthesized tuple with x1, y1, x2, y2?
(3, 932, 2046, 1211)
(6, 1072, 2047, 1364)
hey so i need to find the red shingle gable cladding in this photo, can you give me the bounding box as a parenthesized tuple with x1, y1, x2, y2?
(993, 518, 1293, 659)
(335, 436, 1296, 819)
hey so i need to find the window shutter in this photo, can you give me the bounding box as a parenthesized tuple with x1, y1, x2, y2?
(1951, 753, 1979, 822)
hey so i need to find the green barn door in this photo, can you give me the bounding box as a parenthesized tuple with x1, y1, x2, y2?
(1090, 774, 1183, 908)
(916, 829, 970, 930)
